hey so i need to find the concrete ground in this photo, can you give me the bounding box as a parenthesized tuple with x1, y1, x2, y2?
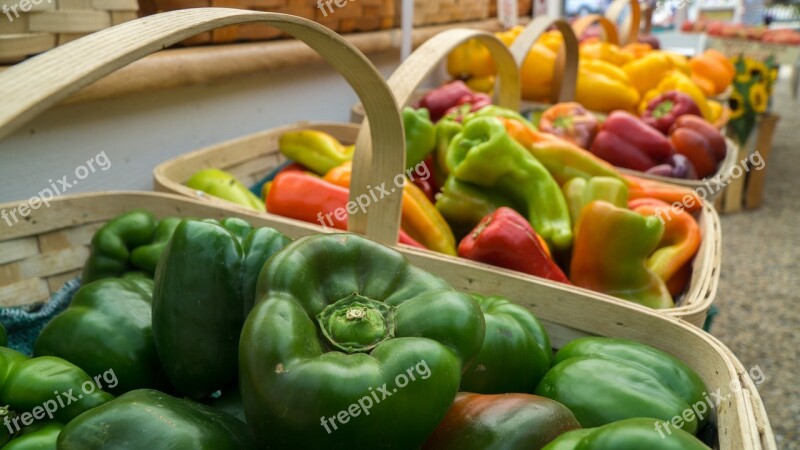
(710, 76, 799, 448)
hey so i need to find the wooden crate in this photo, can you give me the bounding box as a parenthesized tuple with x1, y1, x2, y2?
(138, 0, 395, 45)
(0, 13, 775, 447)
(0, 0, 137, 63)
(715, 113, 780, 213)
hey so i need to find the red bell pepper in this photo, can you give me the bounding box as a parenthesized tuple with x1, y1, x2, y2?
(458, 207, 570, 284)
(669, 115, 727, 179)
(642, 91, 702, 135)
(417, 80, 476, 122)
(590, 111, 675, 171)
(265, 171, 424, 249)
(538, 102, 599, 149)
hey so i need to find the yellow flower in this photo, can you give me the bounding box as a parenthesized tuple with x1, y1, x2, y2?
(748, 60, 769, 84)
(749, 83, 769, 114)
(728, 90, 745, 119)
(735, 57, 754, 84)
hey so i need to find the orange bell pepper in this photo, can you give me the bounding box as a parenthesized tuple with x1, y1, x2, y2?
(621, 42, 652, 60)
(629, 198, 702, 296)
(624, 174, 704, 214)
(689, 49, 735, 96)
(324, 162, 457, 255)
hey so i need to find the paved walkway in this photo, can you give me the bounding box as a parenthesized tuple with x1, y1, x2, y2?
(711, 77, 799, 448)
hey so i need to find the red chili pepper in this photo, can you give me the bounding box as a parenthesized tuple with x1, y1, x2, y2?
(458, 207, 570, 284)
(266, 171, 425, 249)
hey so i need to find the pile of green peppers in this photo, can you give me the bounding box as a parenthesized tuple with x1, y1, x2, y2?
(0, 210, 717, 450)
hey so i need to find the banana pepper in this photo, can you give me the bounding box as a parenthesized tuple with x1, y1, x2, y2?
(570, 201, 674, 309)
(580, 41, 633, 66)
(186, 168, 265, 211)
(324, 162, 456, 255)
(278, 129, 354, 176)
(447, 117, 572, 250)
(576, 60, 640, 112)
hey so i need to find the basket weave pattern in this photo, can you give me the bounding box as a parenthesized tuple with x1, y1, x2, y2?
(410, 0, 490, 26)
(0, 0, 137, 62)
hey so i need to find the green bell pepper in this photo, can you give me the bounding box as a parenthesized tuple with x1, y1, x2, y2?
(0, 354, 113, 424)
(461, 295, 552, 394)
(153, 219, 244, 399)
(153, 219, 290, 398)
(34, 278, 160, 394)
(542, 418, 711, 450)
(3, 422, 63, 450)
(433, 117, 463, 185)
(57, 389, 254, 449)
(435, 177, 520, 240)
(186, 168, 265, 212)
(129, 217, 181, 274)
(447, 117, 572, 250)
(536, 337, 708, 434)
(241, 233, 485, 449)
(422, 392, 580, 450)
(562, 177, 628, 231)
(81, 210, 157, 283)
(404, 107, 436, 170)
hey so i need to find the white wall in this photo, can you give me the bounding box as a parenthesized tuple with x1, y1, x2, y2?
(0, 51, 403, 203)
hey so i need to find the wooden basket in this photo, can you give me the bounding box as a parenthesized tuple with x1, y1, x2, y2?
(138, 0, 395, 45)
(407, 0, 491, 27)
(0, 0, 138, 63)
(0, 13, 773, 446)
(488, 0, 532, 18)
(0, 190, 773, 449)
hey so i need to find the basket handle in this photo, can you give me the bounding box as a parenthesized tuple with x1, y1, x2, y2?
(571, 15, 620, 45)
(605, 0, 641, 45)
(508, 16, 579, 103)
(0, 9, 405, 246)
(348, 29, 520, 238)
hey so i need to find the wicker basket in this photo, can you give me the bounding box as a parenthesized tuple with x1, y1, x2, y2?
(408, 0, 491, 26)
(0, 0, 138, 63)
(0, 191, 773, 450)
(137, 0, 395, 44)
(488, 0, 532, 18)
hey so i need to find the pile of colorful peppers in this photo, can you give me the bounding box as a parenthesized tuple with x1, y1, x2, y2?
(185, 82, 708, 310)
(0, 210, 715, 449)
(446, 27, 731, 123)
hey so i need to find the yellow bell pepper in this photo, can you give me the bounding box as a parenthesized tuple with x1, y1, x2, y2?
(579, 41, 633, 66)
(576, 60, 640, 112)
(447, 38, 496, 79)
(324, 162, 457, 255)
(622, 52, 674, 96)
(495, 25, 523, 46)
(538, 30, 564, 53)
(520, 43, 558, 102)
(639, 70, 713, 121)
(664, 52, 691, 76)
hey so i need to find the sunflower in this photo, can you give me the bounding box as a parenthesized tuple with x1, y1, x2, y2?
(734, 56, 753, 84)
(728, 90, 746, 120)
(749, 83, 769, 114)
(748, 60, 769, 84)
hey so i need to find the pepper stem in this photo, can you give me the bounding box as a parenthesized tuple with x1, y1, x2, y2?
(317, 293, 395, 353)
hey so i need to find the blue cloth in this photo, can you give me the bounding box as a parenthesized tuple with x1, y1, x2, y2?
(0, 277, 80, 355)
